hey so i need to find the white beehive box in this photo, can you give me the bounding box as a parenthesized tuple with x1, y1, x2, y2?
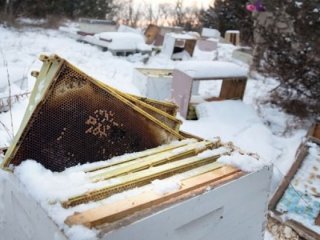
(133, 68, 200, 101)
(133, 68, 174, 101)
(1, 165, 272, 240)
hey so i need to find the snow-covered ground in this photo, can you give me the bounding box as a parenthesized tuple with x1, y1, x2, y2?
(0, 25, 311, 240)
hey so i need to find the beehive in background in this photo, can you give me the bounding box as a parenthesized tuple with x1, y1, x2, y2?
(144, 24, 161, 45)
(1, 55, 183, 172)
(225, 30, 240, 46)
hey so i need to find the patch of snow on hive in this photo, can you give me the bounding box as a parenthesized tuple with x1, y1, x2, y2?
(151, 179, 181, 195)
(218, 152, 270, 172)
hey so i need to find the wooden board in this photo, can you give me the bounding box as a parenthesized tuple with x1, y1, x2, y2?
(308, 122, 320, 144)
(219, 78, 247, 100)
(96, 167, 270, 240)
(184, 39, 197, 57)
(88, 140, 215, 182)
(314, 124, 320, 139)
(269, 143, 308, 210)
(144, 24, 161, 45)
(62, 159, 225, 208)
(316, 214, 320, 226)
(85, 138, 200, 173)
(65, 166, 241, 228)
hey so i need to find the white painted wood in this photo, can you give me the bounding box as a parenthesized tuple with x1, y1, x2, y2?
(101, 166, 272, 240)
(2, 174, 67, 240)
(162, 34, 176, 58)
(133, 69, 173, 101)
(1, 166, 272, 240)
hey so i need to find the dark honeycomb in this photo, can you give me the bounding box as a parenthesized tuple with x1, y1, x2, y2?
(8, 61, 182, 172)
(130, 95, 178, 116)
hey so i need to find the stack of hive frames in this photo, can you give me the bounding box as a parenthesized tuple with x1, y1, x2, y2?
(61, 138, 221, 208)
(58, 137, 244, 230)
(1, 54, 184, 172)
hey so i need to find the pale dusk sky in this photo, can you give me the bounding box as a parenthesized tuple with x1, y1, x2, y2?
(133, 0, 212, 9)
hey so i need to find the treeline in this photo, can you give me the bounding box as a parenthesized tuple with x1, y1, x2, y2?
(1, 0, 318, 116)
(201, 0, 320, 116)
(200, 0, 253, 44)
(0, 0, 113, 19)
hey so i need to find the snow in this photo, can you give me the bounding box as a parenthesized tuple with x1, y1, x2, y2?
(0, 170, 8, 230)
(225, 30, 240, 34)
(16, 18, 48, 25)
(9, 145, 230, 239)
(64, 225, 98, 240)
(14, 160, 89, 203)
(166, 32, 199, 40)
(0, 100, 29, 147)
(192, 40, 218, 61)
(117, 24, 142, 34)
(185, 100, 277, 161)
(151, 179, 181, 195)
(218, 152, 269, 172)
(0, 24, 310, 240)
(201, 28, 221, 39)
(264, 230, 275, 240)
(175, 61, 248, 78)
(95, 32, 150, 51)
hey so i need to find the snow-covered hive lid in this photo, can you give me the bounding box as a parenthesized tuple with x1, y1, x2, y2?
(175, 61, 248, 79)
(167, 32, 199, 40)
(95, 32, 150, 51)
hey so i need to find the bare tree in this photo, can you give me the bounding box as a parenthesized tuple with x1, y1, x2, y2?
(174, 0, 184, 26)
(158, 3, 174, 26)
(113, 0, 142, 27)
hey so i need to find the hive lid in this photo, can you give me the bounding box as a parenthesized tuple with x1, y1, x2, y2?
(1, 54, 183, 172)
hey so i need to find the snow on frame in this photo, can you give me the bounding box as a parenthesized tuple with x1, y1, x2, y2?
(218, 152, 269, 173)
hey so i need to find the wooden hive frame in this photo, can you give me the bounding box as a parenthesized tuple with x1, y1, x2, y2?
(65, 165, 244, 229)
(60, 139, 246, 230)
(1, 54, 184, 172)
(61, 139, 227, 208)
(307, 120, 320, 145)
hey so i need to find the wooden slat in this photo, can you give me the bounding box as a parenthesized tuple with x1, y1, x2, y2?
(62, 157, 225, 208)
(269, 144, 309, 210)
(144, 24, 161, 45)
(219, 78, 247, 100)
(179, 131, 205, 141)
(65, 166, 241, 228)
(315, 214, 320, 226)
(306, 121, 320, 145)
(89, 140, 217, 182)
(313, 123, 320, 139)
(184, 39, 197, 56)
(84, 138, 200, 173)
